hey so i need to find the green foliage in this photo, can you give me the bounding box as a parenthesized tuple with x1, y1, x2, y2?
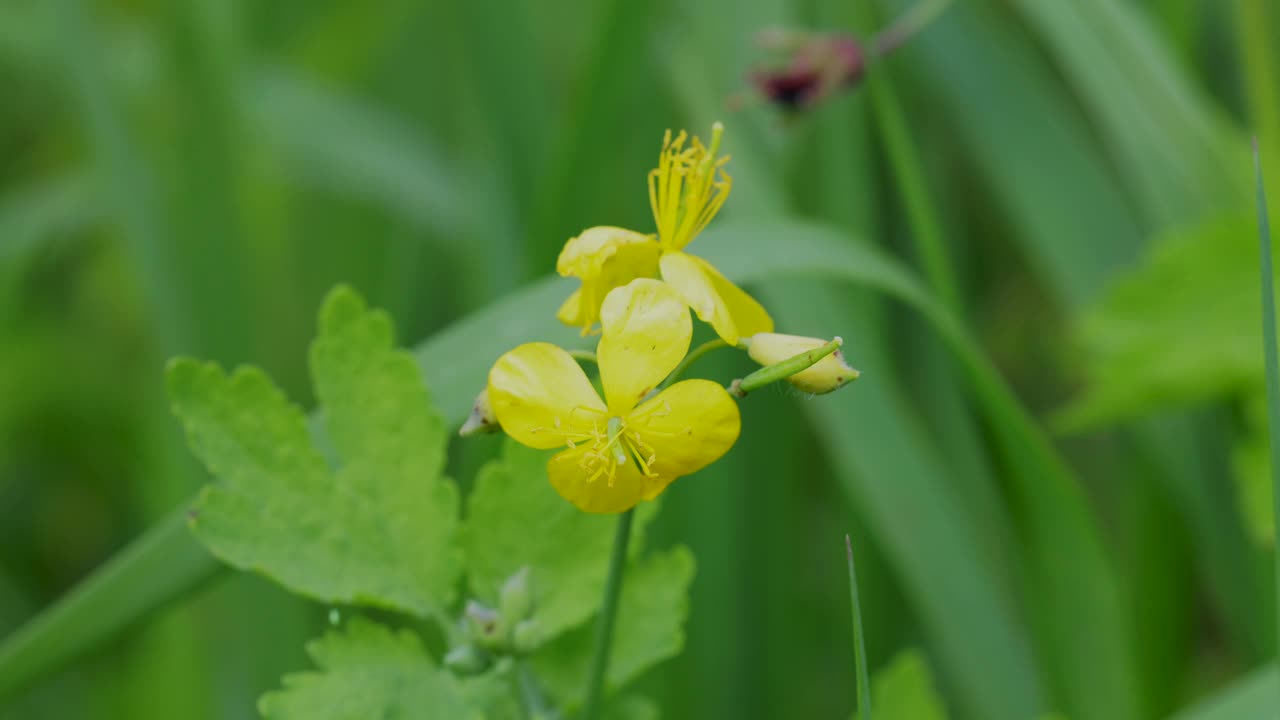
(530, 547, 695, 708)
(258, 618, 476, 720)
(1062, 215, 1262, 429)
(165, 286, 694, 718)
(168, 286, 462, 617)
(462, 441, 658, 645)
(853, 650, 948, 720)
(1232, 398, 1274, 545)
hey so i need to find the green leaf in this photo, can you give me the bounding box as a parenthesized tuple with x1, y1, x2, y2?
(461, 440, 658, 646)
(1060, 214, 1260, 429)
(530, 546, 695, 708)
(1169, 664, 1279, 719)
(1232, 396, 1274, 546)
(605, 695, 660, 720)
(258, 617, 478, 720)
(854, 650, 948, 720)
(168, 286, 462, 617)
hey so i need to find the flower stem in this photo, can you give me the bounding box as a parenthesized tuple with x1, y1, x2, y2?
(846, 534, 872, 720)
(581, 507, 635, 719)
(569, 349, 599, 365)
(730, 337, 842, 397)
(661, 338, 729, 389)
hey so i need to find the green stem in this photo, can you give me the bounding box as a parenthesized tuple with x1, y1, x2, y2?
(517, 660, 554, 717)
(731, 337, 842, 397)
(871, 0, 952, 59)
(846, 535, 872, 720)
(569, 349, 599, 364)
(581, 508, 635, 719)
(862, 7, 959, 310)
(1252, 142, 1280, 663)
(662, 338, 729, 389)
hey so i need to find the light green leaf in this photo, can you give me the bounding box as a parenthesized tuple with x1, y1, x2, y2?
(258, 618, 478, 720)
(605, 695, 660, 720)
(854, 650, 948, 720)
(461, 440, 657, 646)
(168, 285, 462, 617)
(1060, 214, 1261, 429)
(530, 547, 695, 708)
(1169, 664, 1279, 719)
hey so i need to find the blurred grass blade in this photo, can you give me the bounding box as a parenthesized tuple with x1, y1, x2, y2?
(0, 174, 100, 264)
(1006, 0, 1244, 230)
(846, 535, 872, 720)
(1169, 663, 1279, 719)
(1254, 142, 1280, 662)
(902, 0, 1142, 309)
(0, 508, 220, 700)
(712, 221, 1141, 720)
(247, 68, 463, 238)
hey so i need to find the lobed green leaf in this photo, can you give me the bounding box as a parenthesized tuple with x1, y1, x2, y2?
(853, 650, 949, 720)
(530, 546, 695, 709)
(258, 618, 476, 720)
(169, 286, 462, 617)
(461, 440, 658, 647)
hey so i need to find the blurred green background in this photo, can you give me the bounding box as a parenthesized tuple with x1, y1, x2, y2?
(3, 0, 1280, 717)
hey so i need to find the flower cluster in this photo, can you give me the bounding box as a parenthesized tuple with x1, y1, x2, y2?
(471, 124, 858, 513)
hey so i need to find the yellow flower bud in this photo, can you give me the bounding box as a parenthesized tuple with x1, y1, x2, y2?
(744, 332, 859, 394)
(459, 388, 500, 437)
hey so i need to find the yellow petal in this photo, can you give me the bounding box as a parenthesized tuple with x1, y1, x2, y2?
(556, 227, 661, 333)
(597, 279, 692, 414)
(556, 288, 584, 329)
(659, 251, 773, 345)
(628, 378, 740, 485)
(547, 444, 647, 513)
(745, 332, 859, 394)
(487, 342, 607, 450)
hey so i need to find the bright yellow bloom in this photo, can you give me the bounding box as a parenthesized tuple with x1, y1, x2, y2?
(489, 279, 741, 513)
(555, 124, 773, 345)
(556, 227, 660, 333)
(745, 332, 860, 394)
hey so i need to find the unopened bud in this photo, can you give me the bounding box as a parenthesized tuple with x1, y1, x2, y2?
(499, 566, 534, 623)
(459, 387, 500, 437)
(512, 619, 544, 653)
(464, 600, 507, 650)
(744, 333, 859, 394)
(444, 643, 489, 674)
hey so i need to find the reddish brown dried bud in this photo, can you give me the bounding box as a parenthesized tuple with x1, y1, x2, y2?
(749, 30, 865, 111)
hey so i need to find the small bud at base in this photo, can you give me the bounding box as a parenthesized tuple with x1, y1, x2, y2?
(460, 387, 500, 437)
(444, 643, 490, 675)
(499, 566, 535, 624)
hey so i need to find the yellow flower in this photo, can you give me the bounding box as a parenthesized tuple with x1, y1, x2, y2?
(555, 124, 773, 345)
(489, 279, 741, 513)
(556, 227, 660, 333)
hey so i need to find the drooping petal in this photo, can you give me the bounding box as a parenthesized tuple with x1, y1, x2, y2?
(556, 288, 583, 328)
(659, 251, 773, 345)
(597, 279, 692, 414)
(547, 444, 647, 513)
(628, 378, 740, 483)
(556, 226, 661, 333)
(487, 342, 607, 450)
